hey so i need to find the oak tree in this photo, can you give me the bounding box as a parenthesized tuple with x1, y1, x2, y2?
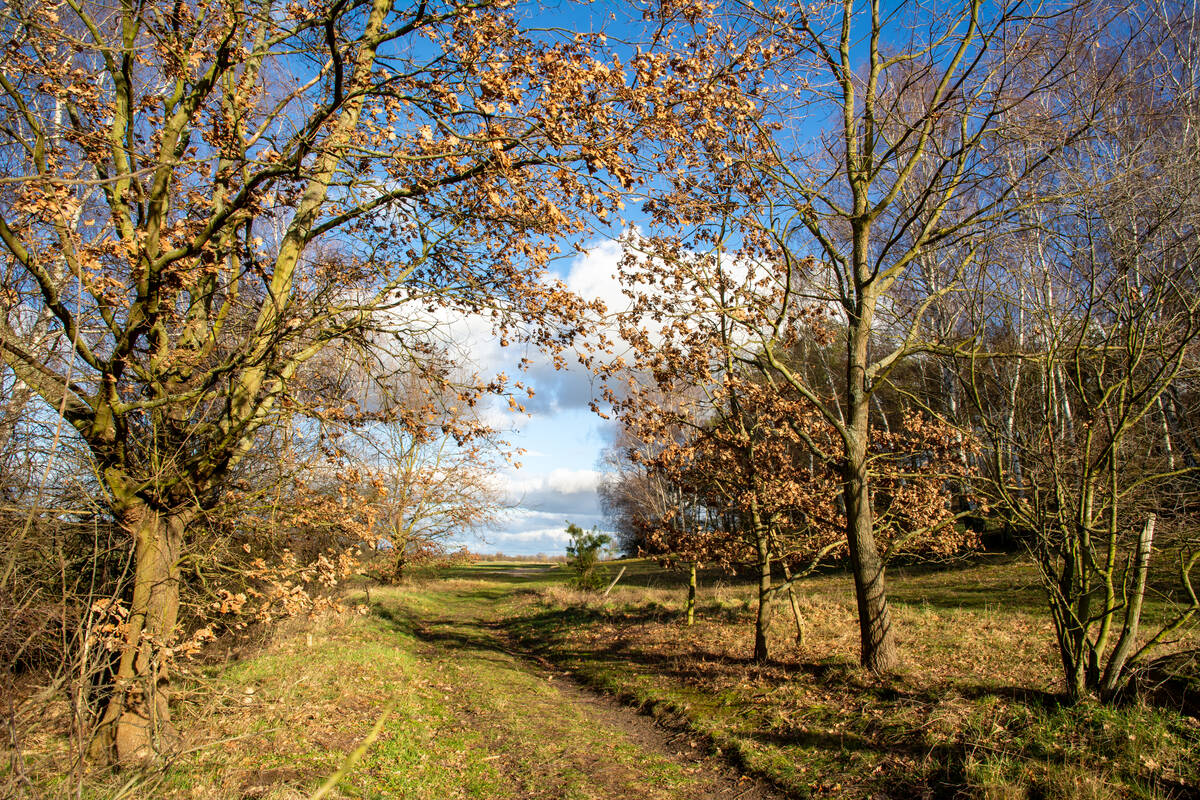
(0, 0, 746, 759)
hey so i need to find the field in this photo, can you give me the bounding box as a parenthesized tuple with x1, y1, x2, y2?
(8, 557, 1199, 799)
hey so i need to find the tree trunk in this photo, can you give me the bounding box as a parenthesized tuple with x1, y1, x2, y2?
(686, 561, 697, 626)
(1048, 542, 1091, 702)
(843, 454, 896, 672)
(844, 300, 898, 672)
(753, 521, 772, 663)
(1100, 513, 1156, 696)
(90, 500, 188, 763)
(780, 559, 806, 645)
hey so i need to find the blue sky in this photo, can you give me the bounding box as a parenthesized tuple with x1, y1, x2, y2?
(425, 3, 686, 556)
(445, 237, 631, 556)
(470, 409, 614, 555)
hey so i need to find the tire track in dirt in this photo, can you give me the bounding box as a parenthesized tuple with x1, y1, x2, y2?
(395, 589, 784, 800)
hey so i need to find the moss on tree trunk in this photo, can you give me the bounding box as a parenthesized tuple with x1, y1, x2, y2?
(90, 500, 189, 763)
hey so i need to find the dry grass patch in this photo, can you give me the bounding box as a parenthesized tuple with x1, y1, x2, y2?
(502, 558, 1200, 800)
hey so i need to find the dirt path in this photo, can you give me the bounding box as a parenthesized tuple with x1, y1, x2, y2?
(389, 584, 783, 800)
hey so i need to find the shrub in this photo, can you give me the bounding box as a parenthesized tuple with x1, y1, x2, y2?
(565, 523, 612, 590)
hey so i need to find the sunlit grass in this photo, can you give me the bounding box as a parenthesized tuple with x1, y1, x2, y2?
(12, 556, 1196, 799)
(495, 556, 1200, 799)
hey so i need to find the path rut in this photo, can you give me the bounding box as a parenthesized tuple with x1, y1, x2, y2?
(385, 584, 784, 800)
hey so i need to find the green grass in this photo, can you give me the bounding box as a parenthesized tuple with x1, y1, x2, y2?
(10, 556, 1198, 799)
(359, 580, 706, 800)
(25, 571, 728, 800)
(488, 557, 1200, 800)
(159, 609, 512, 799)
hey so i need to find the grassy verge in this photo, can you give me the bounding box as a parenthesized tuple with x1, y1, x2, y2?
(10, 605, 514, 799)
(498, 557, 1200, 800)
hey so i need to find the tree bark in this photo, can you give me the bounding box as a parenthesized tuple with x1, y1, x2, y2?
(1100, 513, 1156, 696)
(686, 560, 697, 626)
(842, 451, 897, 672)
(779, 559, 806, 645)
(753, 519, 773, 663)
(844, 295, 898, 672)
(90, 499, 189, 763)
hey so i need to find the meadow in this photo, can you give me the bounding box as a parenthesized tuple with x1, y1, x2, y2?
(10, 557, 1198, 799)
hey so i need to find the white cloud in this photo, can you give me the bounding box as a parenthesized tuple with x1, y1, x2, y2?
(563, 236, 631, 316)
(485, 468, 604, 517)
(452, 507, 612, 555)
(371, 236, 651, 556)
(378, 230, 765, 422)
(374, 235, 631, 423)
(485, 527, 575, 544)
(503, 467, 602, 497)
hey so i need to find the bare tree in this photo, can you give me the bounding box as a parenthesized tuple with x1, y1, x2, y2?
(963, 5, 1200, 698)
